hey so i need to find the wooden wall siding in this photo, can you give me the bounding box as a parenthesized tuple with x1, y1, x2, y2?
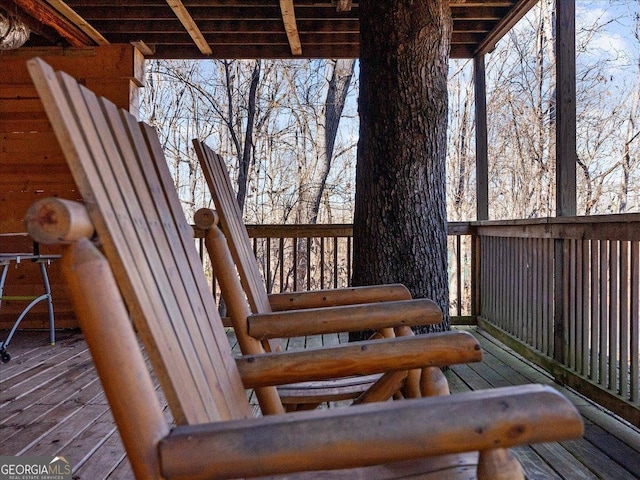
(0, 45, 143, 329)
(477, 216, 640, 427)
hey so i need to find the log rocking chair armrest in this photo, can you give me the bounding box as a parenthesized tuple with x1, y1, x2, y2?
(235, 330, 481, 388)
(267, 283, 413, 311)
(159, 384, 584, 480)
(247, 298, 442, 339)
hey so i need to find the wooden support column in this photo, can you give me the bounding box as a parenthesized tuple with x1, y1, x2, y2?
(474, 54, 489, 221)
(472, 54, 488, 320)
(556, 0, 577, 217)
(553, 0, 577, 363)
(0, 45, 144, 329)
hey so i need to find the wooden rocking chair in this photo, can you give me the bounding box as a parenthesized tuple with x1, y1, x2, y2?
(193, 141, 476, 411)
(25, 57, 583, 479)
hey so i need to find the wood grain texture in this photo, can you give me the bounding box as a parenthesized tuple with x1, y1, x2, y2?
(248, 299, 442, 338)
(236, 331, 482, 388)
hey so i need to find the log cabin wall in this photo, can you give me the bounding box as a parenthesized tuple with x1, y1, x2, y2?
(0, 45, 143, 329)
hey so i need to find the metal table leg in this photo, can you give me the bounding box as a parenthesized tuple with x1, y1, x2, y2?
(0, 255, 59, 363)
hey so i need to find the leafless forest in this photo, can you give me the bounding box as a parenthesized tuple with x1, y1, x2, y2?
(139, 1, 640, 307)
(141, 1, 640, 225)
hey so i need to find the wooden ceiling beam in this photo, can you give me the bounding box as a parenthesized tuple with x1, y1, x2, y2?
(66, 0, 354, 5)
(448, 6, 510, 20)
(107, 31, 360, 46)
(11, 0, 94, 46)
(71, 6, 359, 21)
(336, 0, 352, 12)
(449, 1, 515, 6)
(45, 0, 109, 44)
(150, 42, 356, 59)
(165, 0, 211, 55)
(475, 0, 537, 55)
(89, 19, 358, 34)
(279, 0, 302, 55)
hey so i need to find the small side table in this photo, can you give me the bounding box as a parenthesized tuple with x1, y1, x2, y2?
(0, 252, 60, 363)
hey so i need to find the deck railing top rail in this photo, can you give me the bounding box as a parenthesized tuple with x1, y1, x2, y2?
(474, 214, 640, 240)
(195, 214, 640, 240)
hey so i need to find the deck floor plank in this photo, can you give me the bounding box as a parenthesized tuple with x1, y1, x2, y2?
(0, 333, 86, 380)
(561, 438, 637, 480)
(72, 429, 127, 479)
(1, 360, 99, 427)
(529, 442, 598, 480)
(511, 445, 562, 480)
(4, 388, 106, 455)
(582, 422, 640, 477)
(460, 327, 640, 479)
(1, 327, 639, 480)
(104, 457, 134, 480)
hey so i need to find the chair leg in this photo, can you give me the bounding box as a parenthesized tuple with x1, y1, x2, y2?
(353, 370, 407, 404)
(403, 368, 422, 398)
(420, 366, 450, 396)
(477, 448, 524, 480)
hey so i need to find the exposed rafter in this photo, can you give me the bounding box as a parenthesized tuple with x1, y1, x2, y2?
(474, 0, 537, 55)
(336, 0, 352, 12)
(279, 0, 302, 56)
(165, 0, 212, 55)
(9, 1, 536, 60)
(45, 0, 108, 45)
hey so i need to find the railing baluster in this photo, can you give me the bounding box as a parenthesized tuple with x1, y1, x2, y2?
(456, 235, 462, 317)
(320, 237, 325, 290)
(333, 236, 338, 289)
(293, 237, 298, 292)
(306, 237, 311, 290)
(581, 239, 590, 377)
(620, 240, 629, 399)
(600, 240, 609, 388)
(266, 237, 272, 293)
(631, 240, 639, 404)
(591, 239, 600, 382)
(569, 239, 577, 371)
(609, 241, 619, 392)
(347, 236, 352, 287)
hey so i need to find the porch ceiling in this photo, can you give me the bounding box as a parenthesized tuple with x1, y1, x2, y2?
(3, 0, 537, 59)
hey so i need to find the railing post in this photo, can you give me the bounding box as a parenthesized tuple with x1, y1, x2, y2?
(553, 0, 576, 365)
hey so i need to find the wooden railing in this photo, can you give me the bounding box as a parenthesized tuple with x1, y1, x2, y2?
(245, 224, 354, 293)
(222, 215, 640, 426)
(475, 214, 640, 427)
(243, 223, 476, 319)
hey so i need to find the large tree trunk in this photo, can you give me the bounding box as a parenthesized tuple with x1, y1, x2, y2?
(352, 0, 452, 338)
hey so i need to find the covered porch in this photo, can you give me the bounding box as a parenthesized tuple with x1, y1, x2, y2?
(0, 1, 639, 477)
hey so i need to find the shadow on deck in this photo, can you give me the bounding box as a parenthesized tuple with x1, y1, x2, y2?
(1, 327, 639, 479)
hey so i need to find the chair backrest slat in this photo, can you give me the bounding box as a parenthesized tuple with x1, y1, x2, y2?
(28, 58, 252, 424)
(194, 142, 273, 315)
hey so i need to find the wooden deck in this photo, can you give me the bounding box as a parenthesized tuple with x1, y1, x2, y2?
(1, 327, 639, 479)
